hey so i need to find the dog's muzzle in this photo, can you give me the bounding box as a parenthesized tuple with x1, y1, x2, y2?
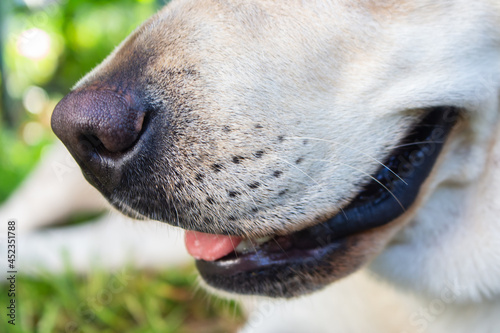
(191, 107, 460, 297)
(52, 92, 459, 297)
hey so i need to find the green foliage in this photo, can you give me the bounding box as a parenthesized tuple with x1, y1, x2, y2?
(0, 265, 244, 333)
(7, 0, 160, 96)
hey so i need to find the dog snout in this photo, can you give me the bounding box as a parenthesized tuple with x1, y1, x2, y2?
(51, 89, 146, 190)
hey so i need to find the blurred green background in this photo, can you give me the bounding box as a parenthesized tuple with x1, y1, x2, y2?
(0, 0, 243, 332)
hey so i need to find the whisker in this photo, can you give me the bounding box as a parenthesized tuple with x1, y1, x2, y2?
(274, 156, 321, 187)
(287, 136, 408, 185)
(248, 240, 263, 261)
(392, 141, 444, 149)
(313, 159, 405, 211)
(227, 235, 239, 259)
(338, 206, 349, 221)
(171, 199, 181, 228)
(271, 237, 289, 257)
(273, 155, 349, 220)
(110, 197, 149, 220)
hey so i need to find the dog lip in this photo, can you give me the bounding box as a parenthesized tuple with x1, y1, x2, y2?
(195, 106, 460, 298)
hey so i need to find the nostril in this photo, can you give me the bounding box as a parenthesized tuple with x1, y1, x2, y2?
(84, 110, 145, 154)
(78, 133, 105, 155)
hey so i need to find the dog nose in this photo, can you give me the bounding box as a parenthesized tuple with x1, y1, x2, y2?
(51, 89, 146, 189)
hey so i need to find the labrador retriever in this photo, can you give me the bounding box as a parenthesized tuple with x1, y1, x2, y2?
(7, 0, 500, 332)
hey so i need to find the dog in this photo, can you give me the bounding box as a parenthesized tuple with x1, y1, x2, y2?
(4, 0, 500, 331)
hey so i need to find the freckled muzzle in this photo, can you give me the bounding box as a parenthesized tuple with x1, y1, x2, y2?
(194, 107, 460, 297)
(51, 85, 459, 298)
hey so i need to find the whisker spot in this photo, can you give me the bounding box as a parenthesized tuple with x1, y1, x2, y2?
(248, 182, 261, 189)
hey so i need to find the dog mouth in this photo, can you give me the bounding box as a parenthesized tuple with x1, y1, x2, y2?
(188, 107, 460, 298)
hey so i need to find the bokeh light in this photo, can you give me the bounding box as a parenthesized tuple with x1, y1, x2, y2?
(23, 86, 49, 114)
(22, 121, 45, 146)
(16, 28, 52, 60)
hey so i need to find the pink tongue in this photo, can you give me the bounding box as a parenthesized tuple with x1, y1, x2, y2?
(184, 230, 242, 261)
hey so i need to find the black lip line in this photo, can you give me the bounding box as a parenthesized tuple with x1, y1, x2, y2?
(196, 106, 460, 274)
(309, 107, 458, 239)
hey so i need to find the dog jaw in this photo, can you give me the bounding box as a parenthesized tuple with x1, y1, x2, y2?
(53, 0, 500, 298)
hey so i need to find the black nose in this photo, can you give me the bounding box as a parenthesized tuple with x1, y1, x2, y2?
(51, 89, 146, 191)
